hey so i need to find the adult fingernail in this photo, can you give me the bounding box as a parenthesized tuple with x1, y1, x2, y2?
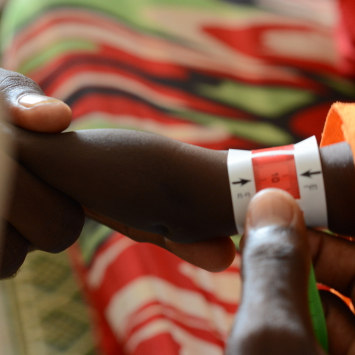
(247, 189, 296, 230)
(18, 94, 62, 108)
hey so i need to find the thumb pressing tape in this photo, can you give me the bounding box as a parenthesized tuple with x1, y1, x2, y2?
(227, 136, 327, 234)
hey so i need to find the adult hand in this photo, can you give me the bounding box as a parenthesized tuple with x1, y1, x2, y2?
(227, 189, 355, 355)
(0, 69, 84, 278)
(0, 69, 234, 277)
(84, 208, 236, 273)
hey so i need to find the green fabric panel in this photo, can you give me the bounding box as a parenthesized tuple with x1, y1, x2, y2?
(19, 40, 98, 75)
(308, 265, 328, 352)
(177, 110, 293, 145)
(0, 0, 137, 51)
(78, 219, 113, 265)
(231, 234, 242, 250)
(199, 81, 316, 118)
(0, 0, 265, 53)
(321, 75, 355, 97)
(69, 118, 140, 131)
(70, 114, 292, 146)
(149, 0, 263, 16)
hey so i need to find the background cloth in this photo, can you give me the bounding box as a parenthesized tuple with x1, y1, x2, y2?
(1, 0, 355, 354)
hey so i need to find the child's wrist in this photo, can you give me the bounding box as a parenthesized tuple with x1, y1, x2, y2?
(320, 141, 355, 235)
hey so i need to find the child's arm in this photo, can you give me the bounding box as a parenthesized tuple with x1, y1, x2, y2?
(11, 127, 236, 243)
(7, 124, 355, 240)
(1, 123, 355, 278)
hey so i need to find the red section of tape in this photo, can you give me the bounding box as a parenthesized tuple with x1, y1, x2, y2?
(252, 145, 300, 199)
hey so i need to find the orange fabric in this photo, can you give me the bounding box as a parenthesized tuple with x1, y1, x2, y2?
(320, 103, 345, 147)
(320, 103, 355, 162)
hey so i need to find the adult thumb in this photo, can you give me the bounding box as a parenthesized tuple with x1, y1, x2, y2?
(0, 69, 71, 132)
(227, 189, 319, 355)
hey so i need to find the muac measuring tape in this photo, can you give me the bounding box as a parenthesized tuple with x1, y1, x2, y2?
(227, 136, 327, 234)
(227, 136, 328, 351)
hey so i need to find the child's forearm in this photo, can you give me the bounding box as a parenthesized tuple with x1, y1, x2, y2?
(6, 124, 355, 240)
(11, 127, 236, 242)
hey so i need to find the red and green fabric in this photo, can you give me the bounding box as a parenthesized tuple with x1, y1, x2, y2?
(2, 1, 355, 354)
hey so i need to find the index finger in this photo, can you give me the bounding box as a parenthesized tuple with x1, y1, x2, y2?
(308, 229, 355, 300)
(84, 206, 236, 272)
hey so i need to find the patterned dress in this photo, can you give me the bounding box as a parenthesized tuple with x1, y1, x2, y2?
(1, 1, 355, 354)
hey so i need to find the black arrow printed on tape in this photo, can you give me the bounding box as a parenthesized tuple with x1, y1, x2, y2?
(232, 178, 251, 186)
(301, 170, 322, 178)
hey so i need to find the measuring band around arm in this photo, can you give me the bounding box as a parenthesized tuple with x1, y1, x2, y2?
(227, 136, 328, 234)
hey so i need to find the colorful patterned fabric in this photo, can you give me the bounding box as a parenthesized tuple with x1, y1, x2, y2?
(1, 1, 355, 354)
(2, 0, 354, 147)
(0, 250, 97, 355)
(71, 229, 241, 355)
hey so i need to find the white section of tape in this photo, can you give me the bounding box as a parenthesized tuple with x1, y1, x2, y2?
(227, 136, 327, 234)
(227, 150, 255, 235)
(294, 136, 328, 228)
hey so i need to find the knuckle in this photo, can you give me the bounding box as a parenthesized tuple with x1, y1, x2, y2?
(246, 226, 303, 263)
(247, 241, 296, 262)
(0, 69, 43, 99)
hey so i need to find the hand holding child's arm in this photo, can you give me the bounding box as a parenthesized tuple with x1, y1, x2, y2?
(227, 189, 355, 355)
(0, 69, 84, 278)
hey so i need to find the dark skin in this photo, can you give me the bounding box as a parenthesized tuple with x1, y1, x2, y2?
(1, 71, 355, 281)
(1, 118, 355, 277)
(227, 189, 355, 355)
(319, 142, 355, 235)
(2, 69, 355, 354)
(0, 69, 237, 277)
(0, 69, 84, 278)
